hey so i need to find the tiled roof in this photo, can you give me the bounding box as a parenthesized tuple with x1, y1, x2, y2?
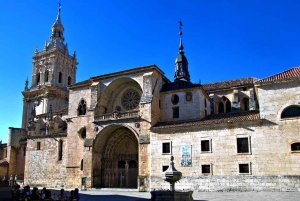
(258, 67, 300, 83)
(161, 80, 201, 92)
(202, 77, 258, 92)
(153, 110, 260, 129)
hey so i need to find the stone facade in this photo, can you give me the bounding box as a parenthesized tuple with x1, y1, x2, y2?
(3, 7, 300, 192)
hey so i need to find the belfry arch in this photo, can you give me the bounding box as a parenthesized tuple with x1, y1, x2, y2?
(92, 125, 139, 188)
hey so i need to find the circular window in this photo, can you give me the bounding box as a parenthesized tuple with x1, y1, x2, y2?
(121, 89, 141, 110)
(171, 94, 179, 105)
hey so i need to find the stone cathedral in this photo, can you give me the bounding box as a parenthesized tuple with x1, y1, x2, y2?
(1, 7, 300, 192)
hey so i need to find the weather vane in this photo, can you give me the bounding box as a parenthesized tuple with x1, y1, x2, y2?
(58, 1, 62, 12)
(179, 20, 183, 36)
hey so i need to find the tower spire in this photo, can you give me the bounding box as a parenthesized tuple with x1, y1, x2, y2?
(174, 20, 190, 82)
(50, 3, 64, 43)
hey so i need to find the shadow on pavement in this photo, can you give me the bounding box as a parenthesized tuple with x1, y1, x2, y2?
(79, 194, 150, 201)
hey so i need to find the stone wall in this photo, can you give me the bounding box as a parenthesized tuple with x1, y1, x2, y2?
(160, 88, 209, 122)
(151, 175, 300, 192)
(257, 81, 300, 121)
(24, 137, 67, 188)
(150, 118, 300, 191)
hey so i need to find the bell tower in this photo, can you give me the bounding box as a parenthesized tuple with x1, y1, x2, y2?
(174, 20, 190, 82)
(22, 4, 77, 129)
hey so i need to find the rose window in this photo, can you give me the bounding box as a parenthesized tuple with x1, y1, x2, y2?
(121, 89, 140, 110)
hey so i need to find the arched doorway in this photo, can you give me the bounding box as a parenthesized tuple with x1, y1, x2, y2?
(93, 125, 138, 188)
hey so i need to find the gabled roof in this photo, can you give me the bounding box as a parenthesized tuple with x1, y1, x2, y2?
(69, 64, 167, 89)
(202, 77, 258, 92)
(257, 67, 300, 84)
(152, 110, 260, 129)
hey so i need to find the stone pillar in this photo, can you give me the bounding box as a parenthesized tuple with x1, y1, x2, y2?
(232, 89, 240, 111)
(249, 88, 257, 110)
(139, 137, 150, 191)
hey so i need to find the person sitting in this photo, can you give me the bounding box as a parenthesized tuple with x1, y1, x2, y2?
(12, 184, 21, 201)
(40, 187, 47, 200)
(74, 188, 80, 201)
(58, 188, 67, 201)
(44, 189, 54, 201)
(31, 187, 40, 201)
(23, 185, 32, 201)
(68, 190, 75, 201)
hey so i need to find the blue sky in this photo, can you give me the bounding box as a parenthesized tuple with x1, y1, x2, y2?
(1, 0, 300, 142)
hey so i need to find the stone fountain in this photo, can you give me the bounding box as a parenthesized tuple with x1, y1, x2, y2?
(150, 156, 193, 201)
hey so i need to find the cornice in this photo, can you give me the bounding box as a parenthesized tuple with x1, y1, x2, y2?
(23, 85, 68, 100)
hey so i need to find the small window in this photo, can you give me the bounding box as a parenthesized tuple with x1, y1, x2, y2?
(201, 164, 211, 174)
(239, 163, 250, 174)
(77, 99, 87, 116)
(68, 76, 72, 85)
(291, 142, 300, 152)
(58, 140, 63, 161)
(58, 72, 62, 83)
(162, 165, 169, 172)
(81, 159, 83, 171)
(78, 127, 86, 139)
(44, 70, 49, 82)
(237, 137, 250, 154)
(162, 142, 171, 154)
(281, 105, 300, 119)
(171, 94, 179, 105)
(36, 72, 40, 84)
(201, 140, 211, 152)
(185, 92, 193, 102)
(37, 142, 41, 150)
(173, 107, 179, 118)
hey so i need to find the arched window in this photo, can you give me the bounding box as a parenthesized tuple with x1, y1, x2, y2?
(281, 105, 300, 119)
(77, 99, 87, 116)
(58, 140, 63, 161)
(68, 76, 72, 85)
(218, 102, 224, 114)
(291, 142, 300, 151)
(44, 70, 49, 82)
(218, 96, 231, 114)
(226, 100, 231, 113)
(36, 72, 40, 84)
(58, 72, 62, 83)
(241, 97, 249, 111)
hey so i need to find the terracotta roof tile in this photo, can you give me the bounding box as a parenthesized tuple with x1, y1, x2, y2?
(258, 67, 300, 83)
(202, 77, 258, 92)
(153, 110, 260, 129)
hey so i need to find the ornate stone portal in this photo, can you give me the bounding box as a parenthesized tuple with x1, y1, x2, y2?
(93, 126, 138, 188)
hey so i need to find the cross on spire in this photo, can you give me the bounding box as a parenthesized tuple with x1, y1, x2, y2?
(179, 20, 183, 36)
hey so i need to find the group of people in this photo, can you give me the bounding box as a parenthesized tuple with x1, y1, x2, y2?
(12, 185, 80, 201)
